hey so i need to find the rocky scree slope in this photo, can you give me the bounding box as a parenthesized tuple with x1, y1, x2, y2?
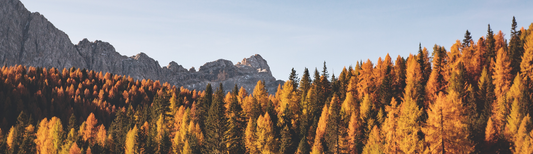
(0, 0, 283, 93)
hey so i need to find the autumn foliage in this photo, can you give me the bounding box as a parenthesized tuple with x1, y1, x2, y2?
(0, 19, 533, 154)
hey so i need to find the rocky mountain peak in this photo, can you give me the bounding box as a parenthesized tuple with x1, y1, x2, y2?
(0, 0, 284, 93)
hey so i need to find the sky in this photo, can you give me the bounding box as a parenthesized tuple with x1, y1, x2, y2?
(22, 0, 533, 80)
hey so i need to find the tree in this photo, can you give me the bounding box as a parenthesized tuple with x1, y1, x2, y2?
(224, 91, 245, 154)
(204, 84, 227, 154)
(362, 125, 383, 154)
(493, 48, 513, 99)
(253, 81, 269, 112)
(84, 113, 98, 144)
(423, 92, 474, 153)
(299, 68, 312, 98)
(381, 97, 400, 154)
(425, 44, 448, 109)
(513, 114, 532, 153)
(289, 68, 299, 91)
(357, 59, 374, 99)
(255, 112, 277, 153)
(325, 96, 341, 154)
(397, 54, 424, 153)
(245, 118, 257, 154)
(311, 105, 329, 154)
(125, 125, 138, 154)
(463, 30, 473, 47)
(486, 24, 496, 67)
(509, 17, 524, 76)
(69, 143, 81, 154)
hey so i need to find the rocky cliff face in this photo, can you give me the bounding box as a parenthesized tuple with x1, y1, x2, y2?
(0, 0, 283, 93)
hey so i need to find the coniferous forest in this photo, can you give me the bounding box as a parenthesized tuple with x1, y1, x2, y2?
(1, 18, 533, 154)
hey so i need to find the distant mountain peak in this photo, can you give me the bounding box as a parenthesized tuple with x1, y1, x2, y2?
(0, 0, 283, 93)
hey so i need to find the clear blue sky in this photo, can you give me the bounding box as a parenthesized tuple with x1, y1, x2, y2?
(22, 0, 533, 80)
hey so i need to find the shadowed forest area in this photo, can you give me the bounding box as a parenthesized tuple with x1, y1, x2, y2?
(1, 17, 533, 154)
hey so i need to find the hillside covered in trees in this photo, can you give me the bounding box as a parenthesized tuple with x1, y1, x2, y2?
(1, 17, 533, 154)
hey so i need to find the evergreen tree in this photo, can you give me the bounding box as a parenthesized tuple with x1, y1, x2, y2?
(463, 30, 473, 47)
(289, 68, 299, 91)
(509, 16, 524, 76)
(325, 96, 341, 154)
(223, 90, 245, 154)
(425, 45, 447, 108)
(299, 68, 312, 98)
(486, 24, 496, 68)
(203, 84, 227, 154)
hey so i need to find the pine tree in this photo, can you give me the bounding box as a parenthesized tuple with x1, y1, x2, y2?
(224, 90, 245, 154)
(289, 68, 299, 91)
(204, 84, 227, 154)
(325, 96, 341, 154)
(463, 30, 473, 47)
(478, 67, 496, 118)
(299, 68, 312, 98)
(425, 45, 447, 108)
(486, 24, 496, 67)
(393, 55, 407, 101)
(509, 17, 524, 76)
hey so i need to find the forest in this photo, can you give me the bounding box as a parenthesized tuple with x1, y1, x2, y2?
(0, 17, 533, 154)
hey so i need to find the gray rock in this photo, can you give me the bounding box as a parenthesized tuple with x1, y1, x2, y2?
(0, 0, 284, 93)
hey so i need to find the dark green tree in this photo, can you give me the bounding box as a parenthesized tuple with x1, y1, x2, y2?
(224, 89, 245, 154)
(289, 68, 299, 92)
(463, 30, 473, 47)
(509, 16, 524, 76)
(486, 24, 496, 67)
(203, 84, 227, 154)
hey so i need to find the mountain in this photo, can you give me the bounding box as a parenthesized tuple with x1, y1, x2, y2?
(0, 0, 283, 93)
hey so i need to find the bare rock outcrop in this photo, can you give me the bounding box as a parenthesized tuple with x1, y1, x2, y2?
(0, 0, 283, 93)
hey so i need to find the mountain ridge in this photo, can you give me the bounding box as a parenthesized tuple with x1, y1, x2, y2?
(0, 0, 283, 93)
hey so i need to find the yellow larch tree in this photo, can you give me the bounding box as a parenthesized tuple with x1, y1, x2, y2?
(125, 125, 139, 154)
(253, 80, 269, 112)
(423, 92, 474, 154)
(362, 125, 383, 154)
(311, 104, 329, 154)
(397, 54, 424, 153)
(381, 97, 400, 154)
(255, 112, 277, 153)
(492, 48, 513, 99)
(513, 114, 531, 153)
(357, 59, 374, 99)
(244, 117, 257, 154)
